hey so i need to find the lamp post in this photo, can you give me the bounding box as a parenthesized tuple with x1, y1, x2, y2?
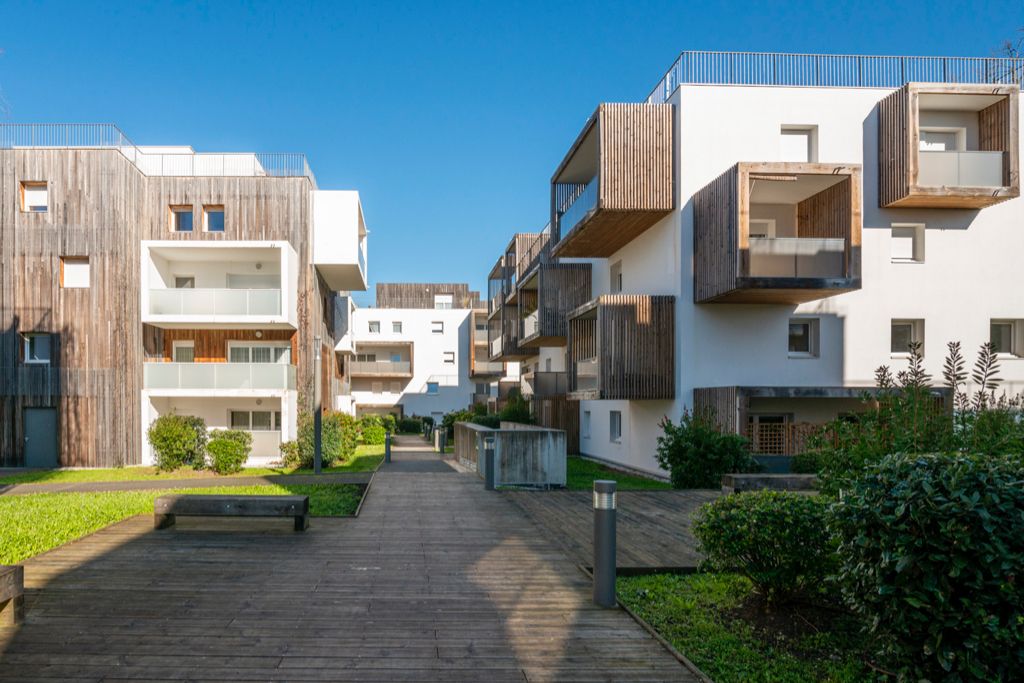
(313, 335, 322, 475)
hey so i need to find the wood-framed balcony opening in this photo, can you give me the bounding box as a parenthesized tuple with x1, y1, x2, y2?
(518, 262, 592, 347)
(550, 103, 674, 258)
(879, 82, 1020, 208)
(566, 294, 675, 401)
(694, 162, 862, 304)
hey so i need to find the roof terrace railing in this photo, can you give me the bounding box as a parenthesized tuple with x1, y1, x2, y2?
(647, 51, 1024, 104)
(0, 123, 316, 185)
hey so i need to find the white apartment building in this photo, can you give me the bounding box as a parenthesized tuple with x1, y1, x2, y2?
(492, 52, 1024, 477)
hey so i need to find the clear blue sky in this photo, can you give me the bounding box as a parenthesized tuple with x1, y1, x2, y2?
(1, 1, 1020, 304)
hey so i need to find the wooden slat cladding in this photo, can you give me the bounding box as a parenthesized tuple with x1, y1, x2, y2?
(879, 82, 1020, 208)
(375, 282, 481, 309)
(551, 104, 674, 258)
(145, 329, 296, 363)
(692, 386, 741, 433)
(694, 162, 862, 305)
(1, 148, 330, 467)
(567, 295, 674, 401)
(520, 262, 592, 347)
(532, 396, 580, 454)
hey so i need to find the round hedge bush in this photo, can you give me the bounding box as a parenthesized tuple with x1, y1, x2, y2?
(147, 414, 208, 471)
(830, 453, 1024, 680)
(206, 429, 251, 474)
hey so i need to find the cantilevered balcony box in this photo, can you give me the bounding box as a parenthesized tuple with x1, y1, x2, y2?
(518, 262, 592, 347)
(566, 295, 675, 400)
(312, 190, 368, 291)
(141, 241, 299, 329)
(693, 162, 862, 304)
(879, 83, 1020, 208)
(550, 103, 674, 257)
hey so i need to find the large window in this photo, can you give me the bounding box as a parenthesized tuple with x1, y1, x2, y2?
(230, 410, 282, 431)
(788, 318, 819, 358)
(23, 334, 51, 364)
(60, 257, 90, 288)
(609, 410, 622, 443)
(20, 181, 48, 212)
(170, 206, 194, 232)
(891, 319, 925, 356)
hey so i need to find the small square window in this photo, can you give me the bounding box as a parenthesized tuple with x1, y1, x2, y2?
(393, 321, 403, 334)
(427, 382, 439, 395)
(174, 276, 195, 289)
(431, 321, 444, 334)
(21, 181, 48, 212)
(170, 206, 194, 232)
(991, 320, 1023, 357)
(891, 319, 924, 356)
(368, 321, 380, 334)
(609, 410, 622, 443)
(390, 381, 401, 393)
(372, 381, 384, 393)
(173, 341, 195, 363)
(23, 333, 51, 364)
(60, 257, 90, 288)
(204, 205, 225, 232)
(788, 319, 819, 358)
(443, 351, 455, 364)
(780, 126, 818, 162)
(891, 224, 925, 263)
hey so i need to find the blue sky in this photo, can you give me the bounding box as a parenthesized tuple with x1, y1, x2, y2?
(1, 1, 1020, 304)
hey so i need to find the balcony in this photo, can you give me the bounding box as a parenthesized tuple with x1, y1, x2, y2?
(349, 361, 412, 378)
(142, 241, 298, 328)
(518, 262, 592, 347)
(567, 295, 675, 400)
(521, 371, 568, 398)
(312, 190, 369, 291)
(550, 103, 674, 258)
(879, 83, 1019, 208)
(143, 363, 296, 393)
(472, 360, 505, 377)
(693, 162, 861, 304)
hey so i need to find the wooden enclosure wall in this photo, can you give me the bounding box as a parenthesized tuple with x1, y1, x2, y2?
(529, 262, 591, 345)
(599, 103, 675, 212)
(144, 329, 296, 363)
(692, 164, 739, 303)
(878, 85, 910, 208)
(375, 282, 481, 309)
(796, 179, 850, 239)
(0, 148, 329, 467)
(598, 295, 675, 400)
(692, 386, 742, 433)
(533, 396, 580, 454)
(980, 97, 1012, 185)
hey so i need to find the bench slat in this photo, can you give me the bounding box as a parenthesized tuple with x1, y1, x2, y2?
(0, 565, 24, 603)
(154, 495, 309, 517)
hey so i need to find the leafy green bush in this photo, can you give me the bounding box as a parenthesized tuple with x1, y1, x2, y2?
(694, 491, 834, 604)
(361, 424, 386, 445)
(472, 402, 488, 416)
(279, 440, 300, 467)
(499, 389, 533, 424)
(147, 414, 208, 471)
(206, 429, 251, 474)
(381, 413, 397, 434)
(397, 417, 422, 434)
(442, 409, 474, 437)
(830, 452, 1024, 680)
(421, 416, 434, 429)
(471, 414, 500, 428)
(293, 411, 358, 468)
(655, 410, 759, 488)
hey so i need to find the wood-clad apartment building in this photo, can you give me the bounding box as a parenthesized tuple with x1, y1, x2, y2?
(0, 125, 368, 467)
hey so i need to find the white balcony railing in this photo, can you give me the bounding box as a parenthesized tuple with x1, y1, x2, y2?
(748, 238, 846, 278)
(473, 360, 505, 375)
(522, 310, 540, 339)
(575, 357, 599, 393)
(144, 363, 296, 391)
(918, 150, 1004, 187)
(148, 289, 281, 317)
(349, 361, 411, 375)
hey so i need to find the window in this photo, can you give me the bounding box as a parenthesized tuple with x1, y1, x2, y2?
(780, 126, 818, 162)
(919, 128, 965, 152)
(203, 205, 225, 232)
(431, 321, 444, 334)
(60, 257, 90, 288)
(788, 319, 819, 358)
(170, 206, 194, 232)
(891, 319, 924, 356)
(427, 382, 439, 395)
(582, 411, 591, 439)
(434, 294, 454, 309)
(390, 381, 402, 393)
(609, 410, 622, 443)
(392, 321, 402, 334)
(389, 353, 401, 363)
(891, 224, 925, 263)
(20, 181, 48, 212)
(355, 353, 377, 362)
(749, 218, 776, 238)
(371, 381, 383, 393)
(545, 358, 552, 372)
(748, 415, 790, 455)
(475, 382, 489, 395)
(443, 351, 455, 364)
(991, 320, 1023, 357)
(173, 341, 195, 363)
(174, 276, 195, 289)
(23, 333, 51, 364)
(228, 343, 290, 364)
(368, 321, 380, 334)
(230, 410, 282, 431)
(610, 261, 623, 294)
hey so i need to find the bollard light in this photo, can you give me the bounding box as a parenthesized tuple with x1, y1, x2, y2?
(592, 479, 617, 608)
(484, 436, 496, 491)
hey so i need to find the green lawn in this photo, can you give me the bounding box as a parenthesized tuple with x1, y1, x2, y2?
(618, 573, 871, 683)
(566, 455, 671, 490)
(0, 483, 364, 565)
(0, 445, 385, 485)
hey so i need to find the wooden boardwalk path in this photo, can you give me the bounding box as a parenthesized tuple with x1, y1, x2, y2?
(505, 489, 720, 570)
(0, 445, 694, 681)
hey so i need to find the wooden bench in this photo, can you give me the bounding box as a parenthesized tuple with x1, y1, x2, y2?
(154, 495, 310, 531)
(0, 565, 25, 626)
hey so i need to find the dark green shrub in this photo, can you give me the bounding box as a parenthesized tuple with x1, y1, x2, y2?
(472, 401, 488, 416)
(397, 417, 422, 434)
(421, 416, 434, 429)
(471, 414, 500, 429)
(207, 429, 251, 474)
(830, 452, 1024, 680)
(381, 413, 397, 434)
(442, 409, 473, 437)
(694, 491, 834, 604)
(147, 414, 207, 471)
(499, 389, 533, 424)
(655, 410, 759, 488)
(361, 424, 386, 445)
(293, 410, 358, 468)
(279, 440, 300, 468)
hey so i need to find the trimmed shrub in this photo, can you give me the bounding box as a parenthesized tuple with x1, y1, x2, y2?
(147, 414, 207, 471)
(397, 417, 422, 434)
(442, 409, 473, 438)
(499, 389, 533, 424)
(472, 402, 488, 416)
(361, 424, 386, 445)
(293, 410, 359, 468)
(207, 429, 251, 474)
(471, 414, 500, 429)
(279, 440, 300, 467)
(830, 452, 1024, 680)
(381, 413, 397, 434)
(694, 491, 834, 604)
(655, 410, 759, 489)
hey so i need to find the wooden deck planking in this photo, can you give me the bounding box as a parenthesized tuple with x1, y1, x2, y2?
(505, 489, 719, 570)
(0, 450, 694, 681)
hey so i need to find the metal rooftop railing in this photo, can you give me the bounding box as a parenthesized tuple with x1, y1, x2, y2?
(0, 123, 316, 185)
(646, 51, 1024, 104)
